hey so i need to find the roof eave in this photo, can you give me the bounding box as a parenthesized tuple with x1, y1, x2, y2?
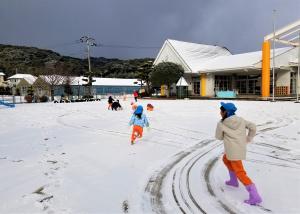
(198, 66, 260, 73)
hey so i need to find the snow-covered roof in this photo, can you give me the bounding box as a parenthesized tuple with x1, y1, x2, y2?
(93, 78, 140, 86)
(72, 77, 140, 86)
(199, 47, 293, 73)
(176, 77, 189, 86)
(8, 74, 37, 84)
(154, 39, 232, 73)
(39, 75, 66, 85)
(155, 39, 299, 74)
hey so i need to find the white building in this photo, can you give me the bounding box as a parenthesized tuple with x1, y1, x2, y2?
(154, 20, 300, 98)
(7, 74, 37, 88)
(0, 72, 5, 87)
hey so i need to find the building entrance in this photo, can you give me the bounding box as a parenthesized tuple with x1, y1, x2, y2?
(215, 74, 260, 95)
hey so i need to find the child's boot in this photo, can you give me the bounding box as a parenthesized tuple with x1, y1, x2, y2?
(244, 183, 262, 205)
(225, 170, 239, 187)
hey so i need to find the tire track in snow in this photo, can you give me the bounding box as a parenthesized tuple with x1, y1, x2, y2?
(56, 108, 214, 149)
(202, 115, 296, 214)
(56, 112, 184, 148)
(144, 115, 295, 214)
(144, 139, 215, 213)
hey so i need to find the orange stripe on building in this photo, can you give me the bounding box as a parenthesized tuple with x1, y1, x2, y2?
(201, 73, 206, 96)
(262, 41, 270, 97)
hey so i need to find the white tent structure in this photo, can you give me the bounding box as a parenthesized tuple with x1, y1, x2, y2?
(176, 77, 189, 87)
(176, 77, 189, 99)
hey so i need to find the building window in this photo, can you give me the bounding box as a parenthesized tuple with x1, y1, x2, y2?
(215, 76, 232, 91)
(193, 82, 200, 94)
(290, 72, 296, 95)
(22, 86, 27, 94)
(192, 77, 200, 95)
(236, 75, 260, 95)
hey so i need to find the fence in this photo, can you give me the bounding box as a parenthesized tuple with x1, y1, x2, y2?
(1, 95, 26, 104)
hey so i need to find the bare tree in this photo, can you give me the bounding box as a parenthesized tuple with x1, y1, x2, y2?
(41, 60, 68, 101)
(62, 72, 75, 100)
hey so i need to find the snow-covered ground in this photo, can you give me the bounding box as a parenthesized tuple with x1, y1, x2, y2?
(0, 99, 299, 213)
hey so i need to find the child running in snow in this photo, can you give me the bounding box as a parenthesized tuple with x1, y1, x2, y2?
(129, 105, 149, 145)
(215, 102, 262, 205)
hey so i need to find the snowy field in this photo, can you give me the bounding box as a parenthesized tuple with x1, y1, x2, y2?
(0, 99, 300, 214)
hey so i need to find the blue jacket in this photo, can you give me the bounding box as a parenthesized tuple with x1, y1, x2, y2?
(129, 114, 149, 127)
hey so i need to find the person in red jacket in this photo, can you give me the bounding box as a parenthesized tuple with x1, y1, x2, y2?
(133, 90, 138, 102)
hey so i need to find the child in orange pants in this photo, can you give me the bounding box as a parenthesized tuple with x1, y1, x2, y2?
(131, 125, 143, 142)
(215, 102, 262, 205)
(222, 155, 252, 186)
(129, 105, 149, 145)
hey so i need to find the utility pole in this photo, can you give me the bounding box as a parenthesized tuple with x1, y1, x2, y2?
(271, 10, 276, 102)
(80, 36, 97, 97)
(77, 79, 80, 99)
(296, 30, 300, 103)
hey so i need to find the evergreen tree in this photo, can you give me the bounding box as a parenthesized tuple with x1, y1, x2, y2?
(137, 60, 153, 95)
(150, 62, 184, 97)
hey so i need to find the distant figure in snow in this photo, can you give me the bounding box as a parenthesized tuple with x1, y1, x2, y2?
(133, 90, 138, 102)
(215, 102, 262, 205)
(108, 96, 114, 110)
(123, 93, 127, 101)
(129, 105, 149, 145)
(111, 100, 123, 111)
(131, 102, 137, 111)
(147, 103, 154, 111)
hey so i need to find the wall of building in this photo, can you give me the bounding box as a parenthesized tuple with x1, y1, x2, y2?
(8, 78, 20, 87)
(183, 73, 200, 96)
(276, 70, 290, 87)
(154, 42, 191, 72)
(0, 76, 4, 85)
(290, 67, 300, 95)
(53, 85, 141, 96)
(206, 73, 215, 96)
(274, 70, 290, 95)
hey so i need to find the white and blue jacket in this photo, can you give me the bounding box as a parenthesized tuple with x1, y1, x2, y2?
(129, 114, 149, 127)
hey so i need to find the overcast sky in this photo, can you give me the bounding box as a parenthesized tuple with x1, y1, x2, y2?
(0, 0, 299, 59)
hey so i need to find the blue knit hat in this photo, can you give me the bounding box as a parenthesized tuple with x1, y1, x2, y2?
(220, 102, 237, 117)
(134, 105, 143, 114)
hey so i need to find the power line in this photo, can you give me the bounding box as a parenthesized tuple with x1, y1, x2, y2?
(43, 40, 81, 49)
(43, 39, 160, 50)
(95, 43, 160, 49)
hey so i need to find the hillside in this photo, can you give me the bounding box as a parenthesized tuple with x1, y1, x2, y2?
(0, 44, 154, 79)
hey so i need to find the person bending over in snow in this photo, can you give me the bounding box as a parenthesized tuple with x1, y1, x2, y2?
(111, 100, 123, 111)
(215, 102, 262, 205)
(129, 105, 149, 145)
(108, 96, 114, 110)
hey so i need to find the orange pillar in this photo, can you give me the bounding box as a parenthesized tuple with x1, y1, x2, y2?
(201, 73, 206, 96)
(262, 41, 271, 97)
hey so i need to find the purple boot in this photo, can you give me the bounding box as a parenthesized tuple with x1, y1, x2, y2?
(244, 184, 262, 205)
(225, 171, 239, 187)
